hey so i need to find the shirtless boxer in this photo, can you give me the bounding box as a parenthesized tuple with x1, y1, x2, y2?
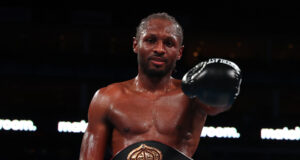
(79, 12, 242, 160)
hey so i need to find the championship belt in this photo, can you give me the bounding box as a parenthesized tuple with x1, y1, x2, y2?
(112, 141, 193, 160)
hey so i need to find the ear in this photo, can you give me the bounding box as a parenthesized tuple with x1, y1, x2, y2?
(133, 37, 138, 54)
(177, 45, 184, 60)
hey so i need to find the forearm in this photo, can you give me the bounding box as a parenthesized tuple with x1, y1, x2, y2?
(195, 98, 231, 116)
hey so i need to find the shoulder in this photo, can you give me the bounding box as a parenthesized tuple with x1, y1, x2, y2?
(98, 82, 123, 96)
(92, 79, 134, 104)
(88, 81, 131, 120)
(172, 78, 182, 87)
(99, 79, 133, 97)
(172, 78, 187, 96)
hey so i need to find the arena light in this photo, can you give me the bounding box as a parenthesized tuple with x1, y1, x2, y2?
(0, 119, 37, 132)
(261, 126, 300, 141)
(201, 126, 240, 138)
(58, 120, 88, 133)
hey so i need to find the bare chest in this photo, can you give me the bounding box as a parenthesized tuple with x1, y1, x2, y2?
(108, 92, 195, 135)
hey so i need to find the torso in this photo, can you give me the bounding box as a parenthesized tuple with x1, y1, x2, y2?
(102, 78, 207, 157)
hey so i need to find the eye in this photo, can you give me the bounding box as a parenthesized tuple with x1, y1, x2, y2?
(165, 39, 174, 47)
(145, 37, 156, 43)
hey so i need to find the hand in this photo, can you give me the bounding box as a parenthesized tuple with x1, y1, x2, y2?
(181, 58, 242, 107)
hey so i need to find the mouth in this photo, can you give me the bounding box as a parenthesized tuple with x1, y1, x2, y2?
(149, 56, 167, 66)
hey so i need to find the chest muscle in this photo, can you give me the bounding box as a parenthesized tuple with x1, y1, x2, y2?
(108, 93, 192, 135)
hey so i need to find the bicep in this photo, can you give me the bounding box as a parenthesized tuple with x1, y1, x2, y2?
(80, 89, 111, 160)
(80, 123, 110, 160)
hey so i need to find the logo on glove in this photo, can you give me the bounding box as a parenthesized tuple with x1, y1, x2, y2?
(207, 58, 241, 73)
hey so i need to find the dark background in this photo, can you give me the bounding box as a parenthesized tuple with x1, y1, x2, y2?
(0, 1, 300, 160)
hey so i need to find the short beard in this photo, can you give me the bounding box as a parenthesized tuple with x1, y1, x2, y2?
(139, 58, 176, 78)
(143, 67, 168, 78)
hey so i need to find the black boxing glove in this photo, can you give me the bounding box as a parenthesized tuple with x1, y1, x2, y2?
(181, 58, 242, 107)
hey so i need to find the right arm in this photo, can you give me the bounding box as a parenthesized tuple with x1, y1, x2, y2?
(181, 58, 242, 115)
(79, 89, 111, 160)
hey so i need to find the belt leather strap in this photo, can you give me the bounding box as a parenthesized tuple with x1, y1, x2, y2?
(112, 141, 193, 160)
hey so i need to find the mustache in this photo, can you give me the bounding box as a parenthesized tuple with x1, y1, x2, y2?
(148, 55, 168, 62)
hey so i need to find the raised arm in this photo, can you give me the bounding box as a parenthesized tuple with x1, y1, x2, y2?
(80, 89, 111, 160)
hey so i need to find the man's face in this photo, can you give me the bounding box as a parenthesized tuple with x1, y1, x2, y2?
(133, 18, 184, 78)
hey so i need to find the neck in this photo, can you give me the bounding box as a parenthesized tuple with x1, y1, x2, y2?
(135, 72, 173, 93)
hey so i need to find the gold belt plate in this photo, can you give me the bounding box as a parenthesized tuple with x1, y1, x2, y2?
(127, 144, 163, 160)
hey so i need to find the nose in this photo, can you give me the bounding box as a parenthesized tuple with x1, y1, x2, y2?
(153, 40, 166, 55)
